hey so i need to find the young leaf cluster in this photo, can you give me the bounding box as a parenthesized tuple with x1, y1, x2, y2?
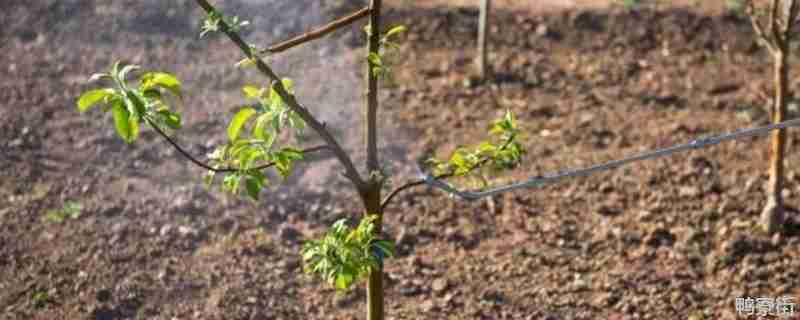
(366, 25, 406, 80)
(301, 215, 395, 292)
(426, 110, 525, 189)
(76, 62, 183, 144)
(44, 201, 83, 224)
(204, 79, 306, 200)
(200, 9, 249, 38)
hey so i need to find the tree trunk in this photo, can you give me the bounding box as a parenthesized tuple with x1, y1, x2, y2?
(364, 0, 384, 319)
(477, 0, 490, 79)
(363, 186, 383, 320)
(761, 50, 789, 234)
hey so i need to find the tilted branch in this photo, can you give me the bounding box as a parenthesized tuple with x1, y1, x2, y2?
(420, 118, 800, 201)
(784, 0, 796, 34)
(748, 0, 779, 52)
(770, 0, 787, 49)
(144, 117, 329, 173)
(194, 0, 366, 188)
(260, 7, 370, 54)
(785, 0, 799, 41)
(380, 136, 516, 211)
(380, 172, 452, 212)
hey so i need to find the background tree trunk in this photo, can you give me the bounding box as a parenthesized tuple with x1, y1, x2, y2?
(477, 0, 491, 79)
(761, 50, 789, 233)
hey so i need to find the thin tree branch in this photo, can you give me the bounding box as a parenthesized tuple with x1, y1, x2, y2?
(260, 7, 370, 55)
(786, 0, 799, 41)
(771, 0, 787, 49)
(380, 172, 452, 212)
(194, 0, 366, 188)
(144, 117, 329, 173)
(784, 0, 796, 34)
(748, 0, 778, 53)
(380, 136, 517, 211)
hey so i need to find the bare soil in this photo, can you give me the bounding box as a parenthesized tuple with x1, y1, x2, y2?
(3, 0, 800, 319)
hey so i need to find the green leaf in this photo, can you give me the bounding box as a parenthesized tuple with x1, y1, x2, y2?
(111, 61, 123, 84)
(235, 57, 257, 68)
(450, 151, 467, 169)
(227, 107, 257, 141)
(111, 101, 137, 143)
(157, 109, 182, 129)
(242, 85, 261, 99)
(142, 88, 162, 100)
(88, 73, 112, 83)
(222, 173, 243, 194)
(477, 141, 497, 155)
(245, 174, 262, 200)
(384, 25, 406, 39)
(44, 210, 65, 223)
(289, 112, 305, 131)
(77, 89, 116, 113)
(125, 90, 148, 117)
(371, 240, 395, 258)
(203, 170, 216, 188)
(281, 78, 294, 93)
(240, 148, 265, 169)
(63, 201, 83, 219)
(368, 52, 383, 67)
(281, 147, 304, 161)
(252, 113, 272, 140)
(118, 64, 140, 82)
(140, 72, 182, 98)
(335, 271, 354, 291)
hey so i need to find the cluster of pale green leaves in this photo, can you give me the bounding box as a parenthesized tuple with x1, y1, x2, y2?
(200, 8, 249, 38)
(301, 215, 395, 292)
(203, 79, 307, 200)
(426, 110, 525, 189)
(367, 25, 406, 80)
(44, 201, 83, 224)
(76, 62, 183, 143)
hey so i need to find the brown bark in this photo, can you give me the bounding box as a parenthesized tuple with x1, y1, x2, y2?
(362, 186, 383, 320)
(364, 0, 384, 319)
(761, 50, 789, 233)
(263, 7, 370, 54)
(477, 0, 490, 79)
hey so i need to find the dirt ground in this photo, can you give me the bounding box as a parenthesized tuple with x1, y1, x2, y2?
(4, 0, 800, 319)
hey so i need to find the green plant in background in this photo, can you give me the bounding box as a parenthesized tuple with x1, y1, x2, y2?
(618, 0, 642, 9)
(76, 1, 525, 319)
(43, 201, 83, 224)
(726, 0, 745, 14)
(30, 290, 49, 309)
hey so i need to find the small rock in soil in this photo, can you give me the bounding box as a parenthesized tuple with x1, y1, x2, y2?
(421, 299, 438, 312)
(679, 186, 701, 198)
(536, 24, 551, 38)
(177, 225, 198, 237)
(431, 278, 448, 293)
(159, 224, 173, 237)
